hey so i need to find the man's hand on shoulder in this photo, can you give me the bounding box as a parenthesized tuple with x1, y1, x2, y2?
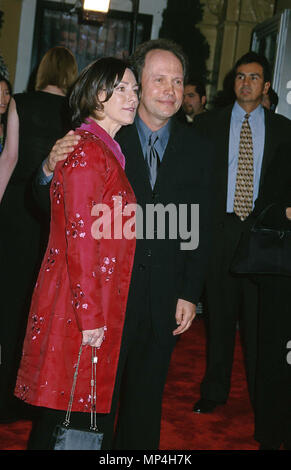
(43, 130, 81, 176)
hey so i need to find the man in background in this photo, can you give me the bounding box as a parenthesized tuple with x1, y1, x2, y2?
(178, 78, 207, 125)
(192, 52, 291, 418)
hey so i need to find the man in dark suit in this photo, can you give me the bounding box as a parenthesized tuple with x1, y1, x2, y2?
(192, 52, 291, 415)
(33, 39, 214, 450)
(247, 146, 291, 450)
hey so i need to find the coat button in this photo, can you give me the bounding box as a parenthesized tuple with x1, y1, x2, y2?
(138, 263, 146, 271)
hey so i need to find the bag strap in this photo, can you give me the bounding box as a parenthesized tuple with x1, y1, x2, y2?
(90, 347, 98, 431)
(63, 344, 99, 431)
(253, 203, 291, 233)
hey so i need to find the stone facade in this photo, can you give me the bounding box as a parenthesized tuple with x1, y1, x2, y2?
(198, 0, 279, 103)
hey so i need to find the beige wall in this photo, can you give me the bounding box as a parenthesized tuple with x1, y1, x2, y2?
(0, 0, 22, 84)
(198, 0, 277, 103)
(7, 0, 167, 92)
(276, 0, 291, 13)
(2, 0, 291, 95)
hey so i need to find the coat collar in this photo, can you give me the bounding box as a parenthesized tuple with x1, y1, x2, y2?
(78, 117, 126, 169)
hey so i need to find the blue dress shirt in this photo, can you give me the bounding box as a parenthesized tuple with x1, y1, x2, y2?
(135, 113, 171, 161)
(39, 160, 53, 185)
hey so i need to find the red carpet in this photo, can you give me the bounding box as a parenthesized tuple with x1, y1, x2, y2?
(0, 316, 257, 450)
(160, 316, 257, 450)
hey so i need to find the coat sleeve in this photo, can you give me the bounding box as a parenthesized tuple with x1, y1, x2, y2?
(61, 138, 108, 331)
(252, 141, 291, 228)
(32, 164, 52, 216)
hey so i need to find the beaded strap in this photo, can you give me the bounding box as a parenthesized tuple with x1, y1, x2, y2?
(63, 344, 98, 431)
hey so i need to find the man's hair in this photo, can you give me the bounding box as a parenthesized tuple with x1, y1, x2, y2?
(268, 87, 279, 110)
(234, 51, 271, 83)
(35, 46, 78, 94)
(184, 78, 206, 99)
(130, 38, 189, 83)
(69, 57, 138, 128)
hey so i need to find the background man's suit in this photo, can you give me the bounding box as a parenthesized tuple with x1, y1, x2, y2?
(248, 146, 291, 448)
(33, 116, 214, 448)
(193, 103, 291, 406)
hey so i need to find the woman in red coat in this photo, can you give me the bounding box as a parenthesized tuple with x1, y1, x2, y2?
(15, 57, 139, 449)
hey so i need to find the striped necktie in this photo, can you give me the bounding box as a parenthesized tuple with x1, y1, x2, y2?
(233, 113, 254, 221)
(146, 133, 160, 189)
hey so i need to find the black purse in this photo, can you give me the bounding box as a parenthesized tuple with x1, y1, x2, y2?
(51, 345, 104, 450)
(231, 203, 291, 276)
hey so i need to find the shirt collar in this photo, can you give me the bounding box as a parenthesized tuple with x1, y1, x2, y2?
(135, 113, 171, 152)
(232, 101, 264, 122)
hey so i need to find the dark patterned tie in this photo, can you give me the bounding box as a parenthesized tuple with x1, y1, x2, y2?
(233, 113, 254, 221)
(146, 134, 160, 189)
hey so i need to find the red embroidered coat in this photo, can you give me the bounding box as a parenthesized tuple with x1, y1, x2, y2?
(15, 120, 136, 413)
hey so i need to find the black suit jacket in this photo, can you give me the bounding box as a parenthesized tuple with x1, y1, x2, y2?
(253, 140, 291, 227)
(34, 117, 215, 344)
(193, 104, 291, 254)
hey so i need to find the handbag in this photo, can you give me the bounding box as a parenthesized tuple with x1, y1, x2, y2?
(51, 344, 104, 450)
(231, 203, 291, 276)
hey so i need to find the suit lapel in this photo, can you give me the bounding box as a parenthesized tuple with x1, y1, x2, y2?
(218, 106, 233, 211)
(258, 108, 273, 191)
(118, 119, 179, 194)
(117, 123, 152, 195)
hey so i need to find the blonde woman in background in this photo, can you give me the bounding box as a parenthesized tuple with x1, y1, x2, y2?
(0, 47, 77, 423)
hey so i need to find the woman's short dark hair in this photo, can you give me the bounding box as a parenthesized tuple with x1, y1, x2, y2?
(0, 76, 12, 135)
(69, 57, 137, 128)
(130, 38, 188, 83)
(0, 75, 12, 96)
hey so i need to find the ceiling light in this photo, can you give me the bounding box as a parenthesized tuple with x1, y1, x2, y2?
(83, 0, 110, 13)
